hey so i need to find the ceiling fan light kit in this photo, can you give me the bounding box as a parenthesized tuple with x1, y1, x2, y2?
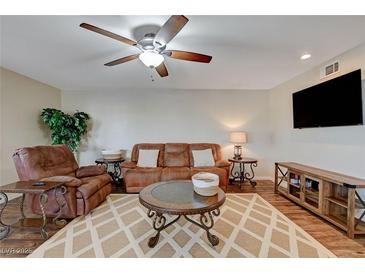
(80, 15, 212, 78)
(139, 51, 164, 68)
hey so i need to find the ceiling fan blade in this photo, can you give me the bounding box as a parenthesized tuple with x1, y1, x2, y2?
(80, 23, 137, 46)
(155, 62, 168, 77)
(154, 15, 189, 46)
(164, 50, 212, 63)
(104, 54, 139, 66)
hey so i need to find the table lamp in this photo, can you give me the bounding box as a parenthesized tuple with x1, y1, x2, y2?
(230, 131, 247, 160)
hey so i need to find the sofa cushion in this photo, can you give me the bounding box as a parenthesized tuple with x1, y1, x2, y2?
(40, 175, 82, 187)
(76, 165, 106, 178)
(137, 149, 160, 167)
(215, 160, 231, 168)
(164, 143, 190, 167)
(121, 161, 137, 169)
(189, 143, 222, 167)
(192, 149, 215, 167)
(76, 174, 112, 199)
(78, 183, 112, 215)
(131, 144, 165, 167)
(161, 167, 191, 181)
(124, 167, 162, 190)
(13, 144, 78, 181)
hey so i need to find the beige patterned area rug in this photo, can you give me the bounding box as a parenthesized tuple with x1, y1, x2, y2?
(28, 194, 335, 258)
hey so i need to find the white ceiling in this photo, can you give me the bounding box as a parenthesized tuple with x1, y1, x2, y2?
(1, 15, 365, 91)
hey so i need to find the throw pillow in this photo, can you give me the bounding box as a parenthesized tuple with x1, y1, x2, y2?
(137, 149, 159, 167)
(192, 149, 215, 167)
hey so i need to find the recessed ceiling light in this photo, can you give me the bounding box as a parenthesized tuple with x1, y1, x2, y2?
(300, 53, 311, 60)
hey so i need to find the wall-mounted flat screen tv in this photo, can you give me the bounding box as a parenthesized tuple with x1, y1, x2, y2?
(292, 69, 363, 128)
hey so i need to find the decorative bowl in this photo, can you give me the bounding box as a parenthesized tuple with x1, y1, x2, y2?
(101, 150, 122, 160)
(192, 172, 219, 196)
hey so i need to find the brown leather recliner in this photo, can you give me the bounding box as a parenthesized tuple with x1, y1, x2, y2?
(121, 143, 230, 193)
(13, 145, 112, 218)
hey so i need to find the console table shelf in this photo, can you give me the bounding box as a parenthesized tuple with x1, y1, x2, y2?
(289, 182, 300, 188)
(325, 196, 348, 208)
(275, 162, 365, 238)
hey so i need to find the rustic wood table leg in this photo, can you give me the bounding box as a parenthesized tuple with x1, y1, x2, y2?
(274, 163, 278, 193)
(347, 188, 356, 239)
(355, 191, 365, 229)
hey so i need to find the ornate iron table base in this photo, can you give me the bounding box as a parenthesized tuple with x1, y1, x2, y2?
(147, 208, 221, 248)
(95, 158, 124, 184)
(0, 192, 10, 240)
(230, 160, 258, 188)
(53, 186, 68, 228)
(0, 186, 67, 240)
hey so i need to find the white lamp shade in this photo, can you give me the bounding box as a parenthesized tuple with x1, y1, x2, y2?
(139, 51, 164, 68)
(230, 131, 247, 143)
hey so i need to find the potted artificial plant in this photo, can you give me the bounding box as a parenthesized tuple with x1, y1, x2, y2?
(40, 108, 90, 155)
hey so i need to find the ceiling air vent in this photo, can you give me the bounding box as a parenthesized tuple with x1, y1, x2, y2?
(321, 61, 340, 78)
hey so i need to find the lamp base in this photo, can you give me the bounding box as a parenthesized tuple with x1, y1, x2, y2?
(233, 145, 243, 160)
(233, 155, 242, 160)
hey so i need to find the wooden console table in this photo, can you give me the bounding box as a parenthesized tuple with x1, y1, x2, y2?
(275, 162, 365, 238)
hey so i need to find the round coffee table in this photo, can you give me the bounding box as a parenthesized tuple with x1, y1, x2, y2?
(139, 180, 226, 248)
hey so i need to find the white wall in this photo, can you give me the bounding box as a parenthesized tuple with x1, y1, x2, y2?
(268, 43, 365, 199)
(62, 40, 365, 183)
(0, 67, 61, 186)
(62, 88, 272, 178)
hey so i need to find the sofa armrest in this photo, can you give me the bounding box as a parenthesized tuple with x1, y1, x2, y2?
(76, 165, 106, 178)
(215, 160, 231, 168)
(121, 161, 137, 169)
(40, 175, 82, 187)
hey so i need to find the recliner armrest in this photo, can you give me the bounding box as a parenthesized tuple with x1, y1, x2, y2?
(76, 165, 106, 178)
(215, 160, 231, 168)
(121, 161, 137, 169)
(40, 175, 82, 187)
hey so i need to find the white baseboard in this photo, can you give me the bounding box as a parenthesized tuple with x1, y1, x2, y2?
(255, 176, 274, 181)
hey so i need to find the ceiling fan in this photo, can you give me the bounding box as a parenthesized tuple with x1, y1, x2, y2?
(80, 15, 212, 77)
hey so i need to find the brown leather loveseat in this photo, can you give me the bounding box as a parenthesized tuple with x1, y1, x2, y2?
(121, 143, 230, 193)
(13, 145, 112, 218)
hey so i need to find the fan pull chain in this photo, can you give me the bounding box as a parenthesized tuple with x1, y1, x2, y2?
(149, 67, 155, 82)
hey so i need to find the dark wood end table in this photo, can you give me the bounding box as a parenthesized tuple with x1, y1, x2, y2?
(95, 158, 125, 184)
(229, 157, 258, 188)
(0, 180, 67, 240)
(139, 180, 226, 248)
